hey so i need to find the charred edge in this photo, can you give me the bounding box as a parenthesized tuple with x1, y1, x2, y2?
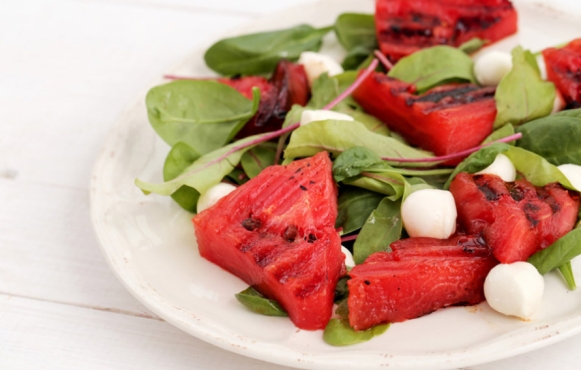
(525, 213, 540, 227)
(509, 186, 526, 202)
(241, 218, 261, 231)
(455, 15, 501, 33)
(476, 182, 501, 201)
(283, 225, 298, 242)
(546, 197, 561, 213)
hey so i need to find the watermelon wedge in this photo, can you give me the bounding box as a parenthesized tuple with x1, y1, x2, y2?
(347, 235, 497, 331)
(192, 152, 345, 330)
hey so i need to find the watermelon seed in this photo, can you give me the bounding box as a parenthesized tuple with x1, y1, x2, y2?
(283, 226, 298, 242)
(300, 185, 307, 191)
(364, 280, 371, 285)
(242, 218, 261, 231)
(307, 234, 317, 243)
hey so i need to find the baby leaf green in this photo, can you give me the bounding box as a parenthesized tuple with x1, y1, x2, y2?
(558, 261, 577, 290)
(493, 46, 555, 129)
(333, 146, 384, 182)
(235, 287, 288, 317)
(146, 80, 260, 154)
(323, 319, 389, 346)
(529, 228, 581, 276)
(334, 13, 377, 70)
(458, 38, 487, 54)
(336, 187, 384, 234)
(388, 46, 476, 93)
(241, 143, 277, 179)
(163, 142, 202, 212)
(204, 24, 332, 76)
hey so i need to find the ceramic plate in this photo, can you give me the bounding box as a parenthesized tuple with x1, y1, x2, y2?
(90, 1, 581, 369)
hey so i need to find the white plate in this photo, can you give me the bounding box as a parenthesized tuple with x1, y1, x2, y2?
(90, 1, 581, 369)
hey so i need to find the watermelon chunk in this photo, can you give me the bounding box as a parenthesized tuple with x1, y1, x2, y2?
(376, 0, 518, 62)
(450, 173, 580, 263)
(353, 73, 496, 163)
(192, 152, 345, 330)
(348, 235, 497, 331)
(542, 38, 581, 109)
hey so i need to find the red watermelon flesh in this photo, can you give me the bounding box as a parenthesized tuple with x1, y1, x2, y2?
(347, 235, 497, 331)
(376, 0, 518, 62)
(542, 38, 581, 109)
(450, 173, 580, 263)
(192, 152, 345, 330)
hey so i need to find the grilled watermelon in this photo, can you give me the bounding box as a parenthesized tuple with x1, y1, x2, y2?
(542, 38, 581, 109)
(192, 152, 345, 330)
(376, 0, 518, 62)
(348, 235, 497, 331)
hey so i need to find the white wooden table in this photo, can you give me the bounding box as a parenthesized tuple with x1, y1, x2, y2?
(2, 0, 581, 369)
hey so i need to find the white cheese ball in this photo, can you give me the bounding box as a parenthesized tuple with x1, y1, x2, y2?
(300, 109, 354, 126)
(401, 189, 457, 239)
(558, 164, 581, 191)
(474, 51, 513, 86)
(484, 262, 545, 319)
(536, 54, 548, 80)
(298, 51, 344, 86)
(341, 245, 355, 269)
(552, 90, 566, 114)
(475, 153, 516, 182)
(197, 183, 237, 213)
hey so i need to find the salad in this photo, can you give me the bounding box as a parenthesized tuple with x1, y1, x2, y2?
(135, 0, 581, 347)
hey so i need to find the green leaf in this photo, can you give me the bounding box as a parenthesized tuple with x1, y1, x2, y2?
(458, 38, 487, 54)
(353, 198, 402, 264)
(334, 13, 377, 70)
(482, 124, 515, 145)
(516, 115, 581, 166)
(136, 132, 266, 196)
(333, 147, 384, 182)
(163, 142, 202, 212)
(529, 228, 581, 276)
(235, 287, 288, 317)
(345, 171, 407, 199)
(558, 261, 577, 290)
(493, 46, 556, 129)
(285, 120, 433, 165)
(323, 319, 389, 347)
(388, 46, 476, 93)
(336, 187, 385, 234)
(240, 143, 277, 178)
(146, 80, 259, 154)
(503, 146, 574, 188)
(204, 25, 332, 76)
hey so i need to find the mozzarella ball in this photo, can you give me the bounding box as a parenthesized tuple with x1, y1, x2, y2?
(558, 164, 581, 191)
(474, 51, 513, 86)
(536, 55, 548, 80)
(197, 183, 237, 213)
(401, 189, 457, 239)
(341, 245, 355, 268)
(484, 262, 545, 319)
(552, 90, 566, 114)
(300, 109, 354, 126)
(298, 51, 344, 86)
(475, 154, 516, 182)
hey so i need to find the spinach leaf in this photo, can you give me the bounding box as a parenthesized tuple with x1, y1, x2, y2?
(558, 261, 577, 290)
(517, 115, 581, 166)
(334, 13, 377, 70)
(344, 172, 406, 199)
(444, 143, 510, 189)
(323, 319, 389, 347)
(333, 147, 384, 182)
(353, 197, 402, 264)
(388, 46, 476, 93)
(458, 38, 487, 54)
(235, 287, 288, 317)
(285, 120, 433, 165)
(240, 143, 277, 178)
(493, 46, 556, 129)
(136, 132, 266, 196)
(163, 142, 201, 212)
(204, 25, 332, 76)
(482, 124, 515, 144)
(336, 187, 384, 234)
(504, 146, 573, 188)
(146, 80, 260, 154)
(529, 228, 581, 276)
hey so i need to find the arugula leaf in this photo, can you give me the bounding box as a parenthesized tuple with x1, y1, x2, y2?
(388, 46, 476, 93)
(241, 143, 277, 178)
(334, 13, 377, 70)
(517, 115, 581, 166)
(204, 25, 332, 76)
(284, 120, 433, 165)
(493, 46, 556, 129)
(558, 261, 577, 290)
(529, 228, 581, 276)
(336, 187, 384, 234)
(163, 142, 201, 212)
(235, 287, 288, 317)
(323, 318, 389, 347)
(146, 80, 260, 154)
(353, 197, 402, 264)
(458, 38, 487, 54)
